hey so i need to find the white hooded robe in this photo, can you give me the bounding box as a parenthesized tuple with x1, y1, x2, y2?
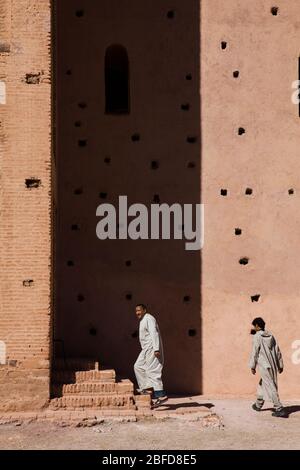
(134, 313, 164, 392)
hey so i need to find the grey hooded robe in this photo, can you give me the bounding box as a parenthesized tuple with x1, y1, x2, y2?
(249, 330, 284, 409)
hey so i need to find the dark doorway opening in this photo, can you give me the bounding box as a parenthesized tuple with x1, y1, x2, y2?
(52, 0, 202, 395)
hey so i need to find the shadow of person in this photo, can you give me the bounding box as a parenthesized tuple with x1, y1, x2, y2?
(153, 401, 215, 412)
(260, 405, 300, 417)
(282, 405, 300, 416)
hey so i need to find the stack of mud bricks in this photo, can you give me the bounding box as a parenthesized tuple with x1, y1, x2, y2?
(50, 359, 151, 413)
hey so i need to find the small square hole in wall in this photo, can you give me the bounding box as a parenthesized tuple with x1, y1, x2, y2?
(104, 157, 111, 165)
(187, 162, 196, 169)
(74, 121, 82, 127)
(187, 136, 197, 143)
(188, 329, 197, 337)
(66, 69, 72, 75)
(271, 6, 279, 16)
(75, 10, 84, 17)
(245, 188, 253, 195)
(181, 103, 190, 111)
(67, 260, 74, 267)
(74, 188, 83, 195)
(220, 189, 228, 196)
(221, 41, 227, 50)
(78, 139, 87, 147)
(71, 224, 79, 231)
(183, 295, 191, 303)
(233, 70, 239, 78)
(251, 294, 260, 302)
(131, 133, 140, 142)
(126, 293, 132, 300)
(151, 161, 159, 170)
(125, 260, 132, 267)
(0, 42, 10, 53)
(25, 72, 42, 85)
(238, 127, 245, 135)
(99, 192, 107, 199)
(167, 10, 175, 19)
(8, 359, 18, 366)
(77, 294, 85, 302)
(78, 102, 87, 109)
(239, 257, 249, 265)
(288, 188, 294, 195)
(25, 178, 41, 189)
(235, 228, 242, 235)
(131, 330, 138, 338)
(186, 74, 192, 81)
(153, 194, 160, 203)
(89, 327, 97, 336)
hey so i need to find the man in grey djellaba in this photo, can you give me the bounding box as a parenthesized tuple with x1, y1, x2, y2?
(249, 317, 287, 418)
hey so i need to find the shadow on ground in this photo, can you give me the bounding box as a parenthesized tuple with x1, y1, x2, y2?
(257, 405, 300, 417)
(153, 400, 214, 412)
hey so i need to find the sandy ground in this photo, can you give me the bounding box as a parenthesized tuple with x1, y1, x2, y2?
(0, 398, 300, 450)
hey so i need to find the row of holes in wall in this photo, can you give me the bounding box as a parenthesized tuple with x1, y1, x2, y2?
(78, 128, 246, 141)
(24, 181, 295, 197)
(72, 72, 193, 113)
(75, 10, 177, 19)
(87, 328, 198, 338)
(75, 7, 279, 20)
(63, 290, 260, 304)
(76, 135, 198, 144)
(221, 188, 295, 196)
(25, 181, 295, 201)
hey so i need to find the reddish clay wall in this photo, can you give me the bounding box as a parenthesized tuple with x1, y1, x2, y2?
(201, 0, 300, 397)
(0, 0, 52, 411)
(1, 1, 300, 410)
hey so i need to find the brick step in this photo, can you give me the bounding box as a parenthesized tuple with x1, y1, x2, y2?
(76, 370, 116, 383)
(49, 394, 136, 410)
(52, 379, 134, 397)
(52, 369, 116, 385)
(62, 379, 133, 396)
(53, 358, 99, 371)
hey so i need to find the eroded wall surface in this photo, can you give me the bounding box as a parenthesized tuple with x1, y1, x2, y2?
(0, 0, 51, 410)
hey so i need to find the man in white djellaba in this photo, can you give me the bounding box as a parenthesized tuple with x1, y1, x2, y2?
(249, 317, 287, 418)
(134, 304, 167, 407)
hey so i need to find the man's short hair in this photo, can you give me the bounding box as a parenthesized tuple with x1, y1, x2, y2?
(252, 317, 265, 330)
(136, 303, 147, 311)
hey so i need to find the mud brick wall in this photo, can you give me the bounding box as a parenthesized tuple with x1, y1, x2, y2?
(201, 0, 300, 396)
(0, 0, 52, 411)
(1, 0, 300, 409)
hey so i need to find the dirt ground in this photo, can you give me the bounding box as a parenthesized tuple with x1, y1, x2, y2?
(0, 398, 300, 450)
